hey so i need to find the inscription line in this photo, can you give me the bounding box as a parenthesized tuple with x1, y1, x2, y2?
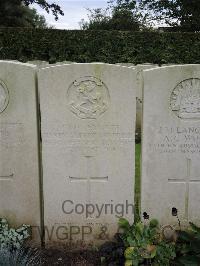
(0, 173, 14, 180)
(69, 176, 108, 181)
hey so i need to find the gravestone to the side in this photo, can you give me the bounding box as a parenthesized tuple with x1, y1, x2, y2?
(141, 65, 200, 227)
(0, 61, 41, 243)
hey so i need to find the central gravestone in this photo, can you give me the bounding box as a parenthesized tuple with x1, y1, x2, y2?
(39, 63, 136, 245)
(141, 65, 200, 227)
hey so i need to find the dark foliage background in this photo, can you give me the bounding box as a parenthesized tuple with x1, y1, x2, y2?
(0, 28, 200, 64)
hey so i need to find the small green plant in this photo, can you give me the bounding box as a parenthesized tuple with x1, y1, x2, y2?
(0, 218, 31, 250)
(0, 218, 41, 265)
(118, 218, 176, 266)
(173, 222, 200, 265)
(99, 233, 125, 265)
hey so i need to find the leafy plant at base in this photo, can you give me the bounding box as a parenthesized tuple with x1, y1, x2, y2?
(0, 218, 31, 250)
(118, 218, 176, 266)
(99, 233, 125, 265)
(0, 247, 41, 266)
(0, 218, 41, 265)
(173, 222, 200, 265)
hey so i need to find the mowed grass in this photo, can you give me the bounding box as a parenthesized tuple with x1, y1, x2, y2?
(135, 143, 141, 221)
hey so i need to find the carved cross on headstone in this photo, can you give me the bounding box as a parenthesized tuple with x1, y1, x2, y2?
(69, 156, 108, 204)
(168, 158, 200, 221)
(0, 173, 14, 181)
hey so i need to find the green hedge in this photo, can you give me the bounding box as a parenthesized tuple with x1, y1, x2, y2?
(0, 28, 200, 64)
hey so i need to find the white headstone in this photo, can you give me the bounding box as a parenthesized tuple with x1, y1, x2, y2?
(0, 61, 41, 243)
(141, 65, 200, 227)
(39, 63, 136, 245)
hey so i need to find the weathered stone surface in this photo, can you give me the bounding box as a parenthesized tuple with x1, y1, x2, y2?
(38, 63, 136, 245)
(141, 65, 200, 227)
(27, 61, 73, 68)
(115, 63, 135, 68)
(115, 64, 158, 138)
(27, 60, 50, 67)
(135, 65, 158, 140)
(0, 61, 41, 243)
(136, 64, 158, 101)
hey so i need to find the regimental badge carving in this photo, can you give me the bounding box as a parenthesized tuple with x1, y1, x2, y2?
(0, 81, 9, 114)
(67, 76, 110, 119)
(170, 78, 200, 119)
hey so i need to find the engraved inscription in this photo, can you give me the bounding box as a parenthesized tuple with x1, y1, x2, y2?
(0, 81, 9, 113)
(67, 76, 110, 119)
(170, 78, 200, 119)
(43, 123, 134, 153)
(148, 126, 200, 154)
(0, 173, 14, 181)
(0, 123, 25, 148)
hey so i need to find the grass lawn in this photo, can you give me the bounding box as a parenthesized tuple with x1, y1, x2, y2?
(135, 143, 141, 221)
